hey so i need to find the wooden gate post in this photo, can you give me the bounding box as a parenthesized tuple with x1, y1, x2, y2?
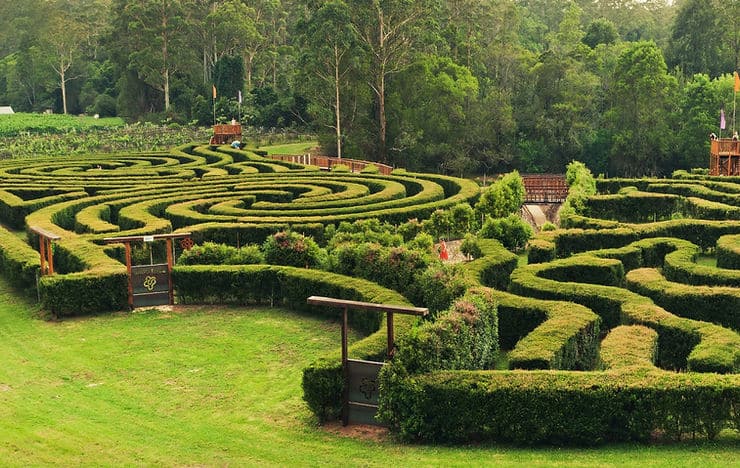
(307, 296, 427, 426)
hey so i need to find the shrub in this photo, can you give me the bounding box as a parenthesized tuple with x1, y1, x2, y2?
(92, 94, 117, 117)
(360, 164, 380, 174)
(330, 163, 350, 172)
(177, 242, 235, 265)
(262, 231, 324, 268)
(459, 233, 483, 260)
(388, 289, 499, 375)
(397, 218, 423, 242)
(406, 232, 434, 253)
(414, 263, 474, 316)
(479, 214, 533, 251)
(475, 170, 525, 219)
(541, 222, 557, 231)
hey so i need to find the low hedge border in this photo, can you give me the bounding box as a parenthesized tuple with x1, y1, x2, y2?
(663, 239, 740, 287)
(0, 223, 40, 289)
(377, 368, 739, 444)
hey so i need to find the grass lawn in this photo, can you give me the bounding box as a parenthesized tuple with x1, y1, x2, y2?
(259, 141, 318, 155)
(695, 255, 717, 267)
(0, 278, 737, 466)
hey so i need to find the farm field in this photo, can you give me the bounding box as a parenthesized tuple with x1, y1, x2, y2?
(0, 279, 737, 466)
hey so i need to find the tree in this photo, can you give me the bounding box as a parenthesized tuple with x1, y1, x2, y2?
(606, 41, 677, 176)
(475, 170, 526, 219)
(668, 0, 726, 78)
(213, 55, 244, 103)
(675, 73, 723, 170)
(348, 0, 432, 163)
(387, 55, 478, 172)
(582, 18, 619, 49)
(297, 1, 358, 159)
(113, 0, 195, 112)
(41, 11, 85, 114)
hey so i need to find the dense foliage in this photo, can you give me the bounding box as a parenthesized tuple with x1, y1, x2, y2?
(1, 0, 737, 176)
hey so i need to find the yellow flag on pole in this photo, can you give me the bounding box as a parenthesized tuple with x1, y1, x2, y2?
(734, 72, 739, 92)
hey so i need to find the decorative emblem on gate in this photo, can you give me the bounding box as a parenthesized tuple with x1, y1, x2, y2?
(179, 237, 194, 250)
(359, 377, 377, 400)
(143, 275, 157, 291)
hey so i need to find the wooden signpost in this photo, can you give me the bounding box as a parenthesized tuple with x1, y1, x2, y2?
(307, 296, 428, 426)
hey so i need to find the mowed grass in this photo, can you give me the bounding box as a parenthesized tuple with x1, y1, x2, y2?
(0, 279, 737, 466)
(259, 141, 318, 155)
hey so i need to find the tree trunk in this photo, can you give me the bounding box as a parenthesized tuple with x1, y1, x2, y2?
(60, 63, 68, 114)
(164, 68, 170, 111)
(377, 10, 387, 164)
(334, 45, 342, 159)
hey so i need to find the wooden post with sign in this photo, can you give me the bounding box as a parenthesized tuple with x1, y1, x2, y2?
(307, 296, 428, 426)
(103, 232, 192, 308)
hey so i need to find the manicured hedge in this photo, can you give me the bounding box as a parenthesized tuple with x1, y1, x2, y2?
(0, 224, 40, 289)
(584, 191, 680, 222)
(377, 368, 739, 444)
(599, 325, 658, 370)
(663, 240, 740, 287)
(509, 254, 740, 373)
(717, 233, 740, 270)
(625, 268, 740, 331)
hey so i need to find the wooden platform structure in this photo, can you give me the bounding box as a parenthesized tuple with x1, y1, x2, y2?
(269, 154, 394, 175)
(710, 138, 740, 175)
(521, 174, 569, 203)
(210, 124, 242, 145)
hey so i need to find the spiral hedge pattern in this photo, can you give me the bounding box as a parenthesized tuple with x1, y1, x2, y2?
(1, 145, 739, 444)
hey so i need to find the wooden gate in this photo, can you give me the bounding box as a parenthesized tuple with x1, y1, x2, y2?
(103, 233, 192, 309)
(307, 296, 428, 426)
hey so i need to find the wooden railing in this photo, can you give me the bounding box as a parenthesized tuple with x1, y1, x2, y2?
(269, 154, 394, 175)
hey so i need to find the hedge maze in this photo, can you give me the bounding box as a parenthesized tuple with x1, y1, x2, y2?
(0, 146, 738, 445)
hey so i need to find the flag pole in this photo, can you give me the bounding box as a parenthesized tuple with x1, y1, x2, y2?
(238, 90, 242, 123)
(212, 84, 217, 126)
(734, 72, 740, 133)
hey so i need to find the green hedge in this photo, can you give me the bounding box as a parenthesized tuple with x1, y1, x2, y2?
(663, 240, 740, 287)
(38, 270, 128, 317)
(0, 224, 40, 289)
(584, 191, 680, 222)
(717, 234, 740, 270)
(625, 268, 740, 331)
(599, 325, 658, 370)
(493, 289, 600, 370)
(377, 368, 739, 444)
(509, 254, 740, 373)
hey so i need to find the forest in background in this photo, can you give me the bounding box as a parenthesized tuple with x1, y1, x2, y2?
(0, 0, 737, 176)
